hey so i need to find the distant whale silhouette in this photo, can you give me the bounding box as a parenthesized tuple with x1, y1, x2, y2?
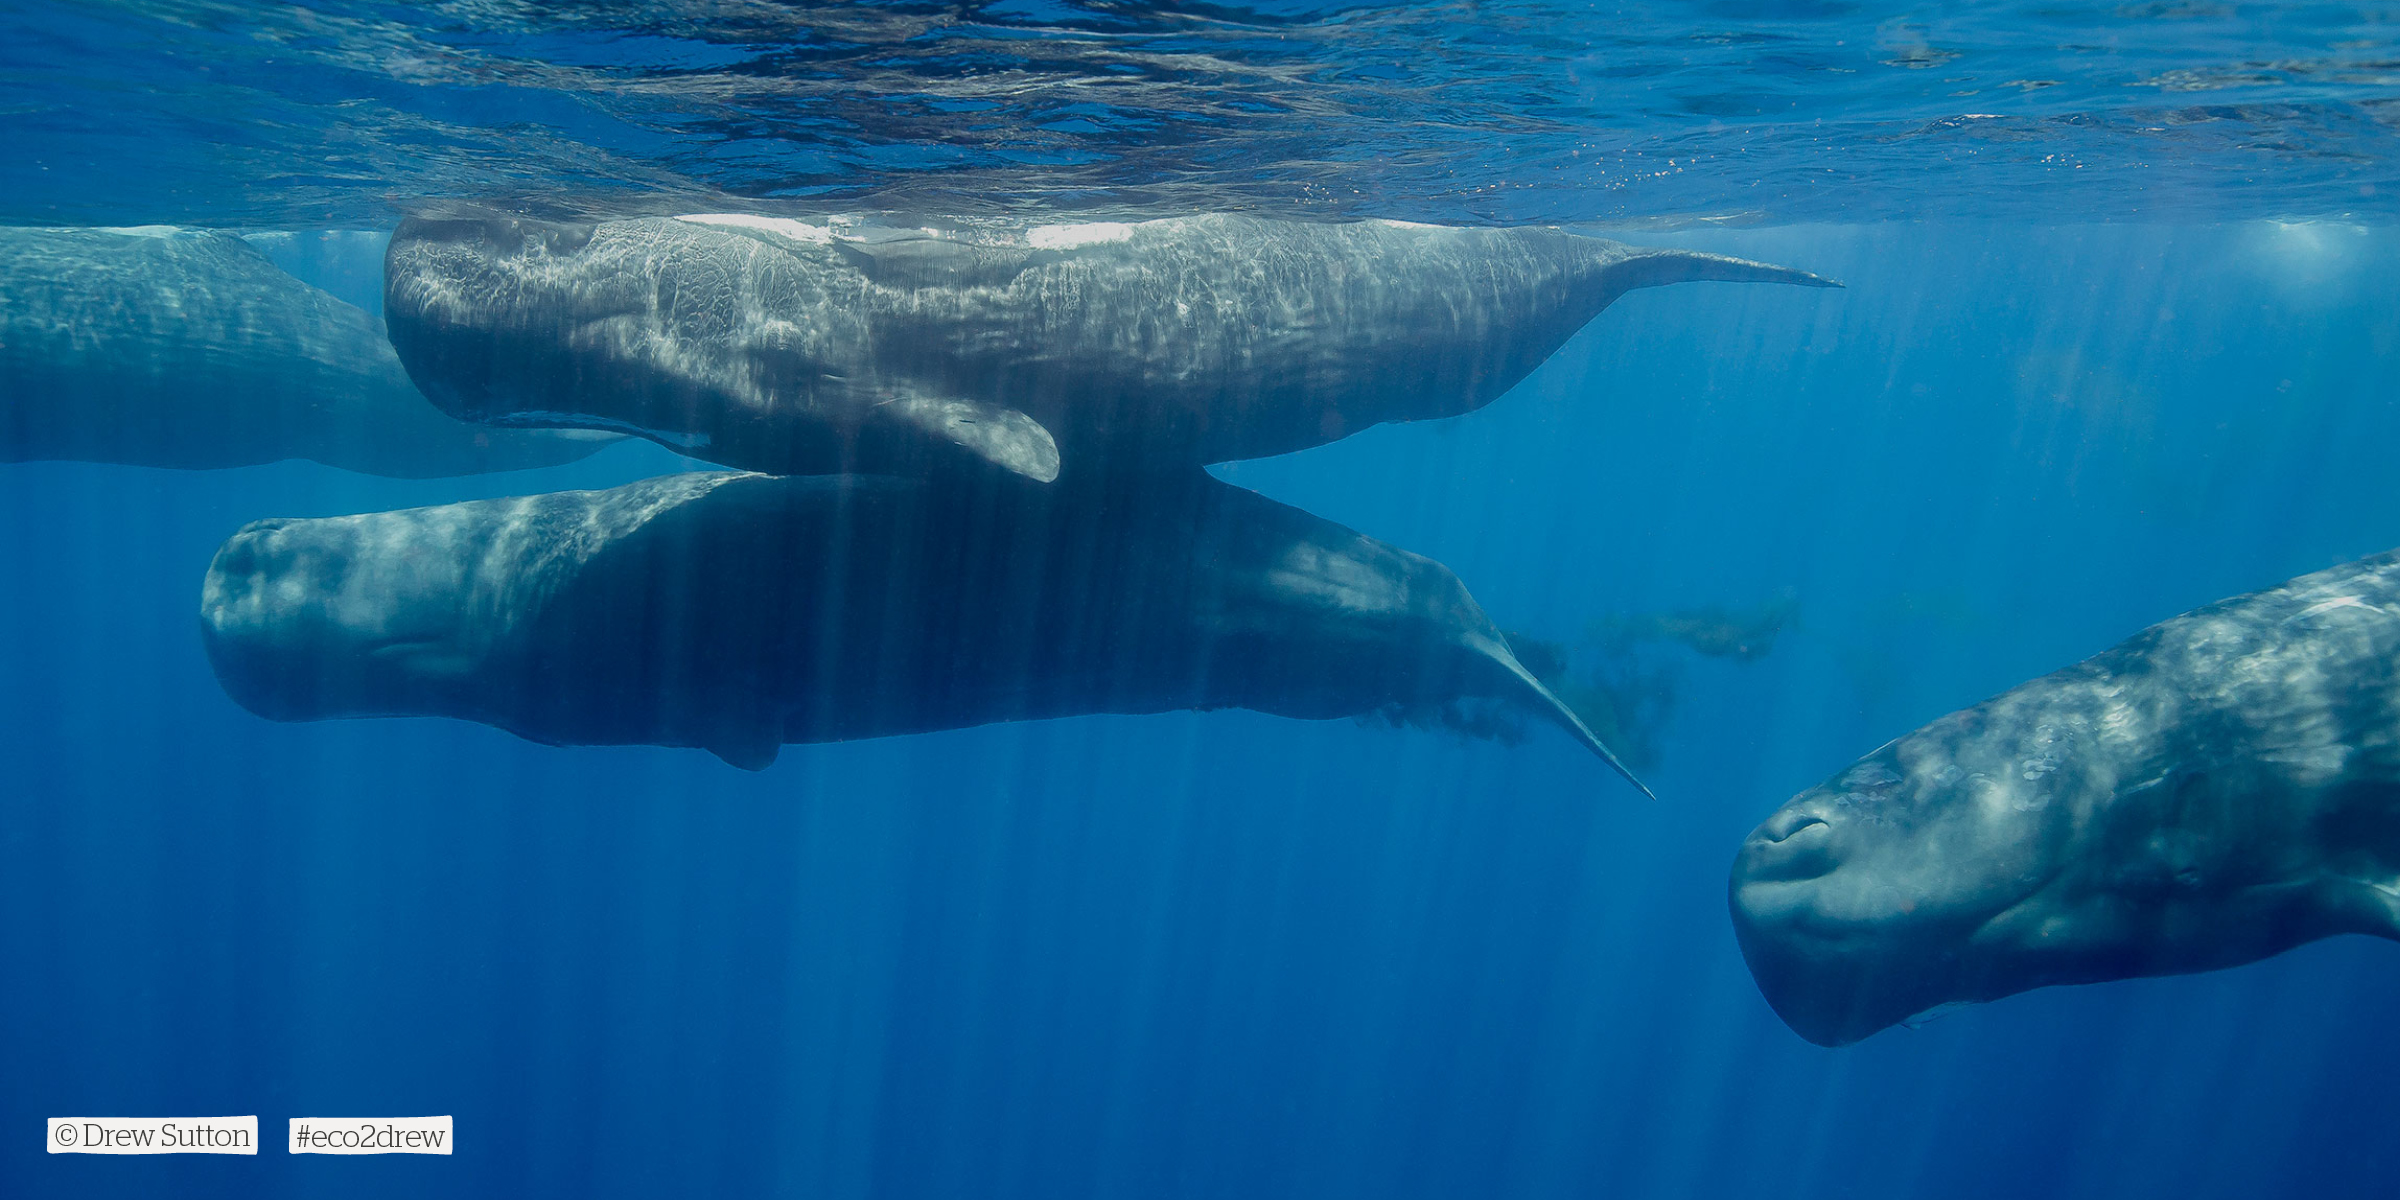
(384, 213, 1838, 481)
(200, 467, 1649, 793)
(0, 226, 618, 477)
(1730, 549, 2400, 1046)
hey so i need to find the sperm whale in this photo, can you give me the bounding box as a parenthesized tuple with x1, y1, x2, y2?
(201, 466, 1649, 793)
(0, 226, 615, 477)
(385, 212, 1836, 481)
(1732, 549, 2400, 1045)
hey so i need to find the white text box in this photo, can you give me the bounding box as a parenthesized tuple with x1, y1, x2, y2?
(287, 1115, 453, 1155)
(49, 1116, 258, 1155)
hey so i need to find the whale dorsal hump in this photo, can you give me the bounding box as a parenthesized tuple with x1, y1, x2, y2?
(705, 715, 784, 771)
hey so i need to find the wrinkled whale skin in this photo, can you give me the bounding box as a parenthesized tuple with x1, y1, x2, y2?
(0, 226, 614, 477)
(384, 213, 1836, 481)
(200, 467, 1632, 781)
(1731, 550, 2400, 1046)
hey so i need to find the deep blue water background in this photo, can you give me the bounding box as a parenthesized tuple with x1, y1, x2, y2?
(7, 222, 2400, 1198)
(8, 2, 2400, 1197)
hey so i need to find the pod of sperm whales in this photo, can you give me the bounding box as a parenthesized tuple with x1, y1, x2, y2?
(199, 466, 1648, 793)
(1730, 550, 2400, 1046)
(383, 212, 1837, 481)
(0, 226, 616, 477)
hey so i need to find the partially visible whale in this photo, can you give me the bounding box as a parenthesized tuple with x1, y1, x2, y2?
(1730, 550, 2400, 1046)
(199, 467, 1648, 793)
(0, 226, 617, 477)
(383, 213, 1838, 481)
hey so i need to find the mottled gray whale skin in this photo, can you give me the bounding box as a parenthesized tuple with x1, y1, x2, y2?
(1731, 551, 2400, 1046)
(383, 212, 1836, 482)
(200, 467, 1648, 793)
(0, 226, 616, 477)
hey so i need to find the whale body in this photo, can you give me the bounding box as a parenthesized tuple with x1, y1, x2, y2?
(383, 213, 1837, 481)
(0, 226, 617, 477)
(1730, 550, 2400, 1045)
(199, 467, 1647, 792)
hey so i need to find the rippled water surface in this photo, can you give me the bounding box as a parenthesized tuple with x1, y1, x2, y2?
(7, 2, 2400, 224)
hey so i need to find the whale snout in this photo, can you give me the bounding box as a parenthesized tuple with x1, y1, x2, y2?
(1727, 784, 1958, 1046)
(1729, 809, 1931, 1046)
(199, 520, 309, 646)
(1728, 751, 2063, 1045)
(200, 511, 482, 722)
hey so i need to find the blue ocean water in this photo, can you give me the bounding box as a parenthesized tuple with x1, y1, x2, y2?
(5, 5, 2400, 1200)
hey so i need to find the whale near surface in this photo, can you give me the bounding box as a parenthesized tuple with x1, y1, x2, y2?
(1730, 550, 2400, 1046)
(383, 213, 1838, 482)
(199, 467, 1647, 793)
(0, 226, 617, 477)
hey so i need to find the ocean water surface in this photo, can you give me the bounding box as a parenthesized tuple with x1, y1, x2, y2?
(4, 4, 2400, 1199)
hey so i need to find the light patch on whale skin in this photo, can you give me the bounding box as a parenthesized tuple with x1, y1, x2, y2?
(1265, 543, 1407, 614)
(1028, 222, 1135, 250)
(2096, 694, 2141, 739)
(93, 225, 197, 239)
(674, 213, 833, 245)
(2287, 595, 2387, 623)
(2261, 743, 2353, 784)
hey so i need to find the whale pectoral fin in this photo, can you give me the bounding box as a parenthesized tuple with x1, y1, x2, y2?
(1611, 249, 1844, 292)
(884, 391, 1062, 482)
(1469, 632, 1658, 800)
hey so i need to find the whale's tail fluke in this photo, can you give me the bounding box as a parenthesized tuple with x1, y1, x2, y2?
(1466, 633, 1658, 800)
(1612, 248, 1844, 293)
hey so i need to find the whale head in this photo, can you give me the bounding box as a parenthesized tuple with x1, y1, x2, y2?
(1727, 705, 2086, 1045)
(198, 505, 513, 722)
(1729, 674, 2400, 1046)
